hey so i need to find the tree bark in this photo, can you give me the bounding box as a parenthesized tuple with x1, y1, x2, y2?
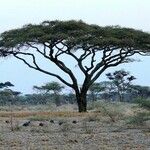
(118, 91, 123, 102)
(76, 92, 87, 112)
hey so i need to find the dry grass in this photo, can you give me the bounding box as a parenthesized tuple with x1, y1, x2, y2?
(0, 110, 97, 118)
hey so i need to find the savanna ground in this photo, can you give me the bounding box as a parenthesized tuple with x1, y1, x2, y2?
(0, 102, 149, 150)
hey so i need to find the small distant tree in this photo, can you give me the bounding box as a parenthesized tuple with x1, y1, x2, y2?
(0, 81, 14, 105)
(106, 70, 136, 101)
(33, 81, 64, 106)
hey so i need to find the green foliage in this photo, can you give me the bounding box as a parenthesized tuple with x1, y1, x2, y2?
(0, 82, 14, 89)
(0, 20, 150, 51)
(42, 82, 64, 93)
(33, 81, 64, 93)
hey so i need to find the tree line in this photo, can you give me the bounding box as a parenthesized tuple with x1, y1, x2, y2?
(0, 70, 150, 106)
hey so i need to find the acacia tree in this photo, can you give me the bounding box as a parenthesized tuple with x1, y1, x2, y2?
(106, 70, 136, 101)
(0, 20, 150, 112)
(0, 82, 14, 105)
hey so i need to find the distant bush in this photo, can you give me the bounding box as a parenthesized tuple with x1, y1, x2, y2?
(127, 112, 150, 125)
(136, 99, 150, 110)
(89, 101, 125, 122)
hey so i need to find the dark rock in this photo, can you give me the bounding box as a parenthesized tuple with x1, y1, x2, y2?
(58, 121, 63, 126)
(50, 120, 54, 123)
(5, 120, 10, 123)
(39, 122, 44, 126)
(72, 120, 77, 124)
(23, 121, 30, 127)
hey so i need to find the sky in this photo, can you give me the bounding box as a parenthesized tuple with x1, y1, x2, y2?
(0, 0, 150, 94)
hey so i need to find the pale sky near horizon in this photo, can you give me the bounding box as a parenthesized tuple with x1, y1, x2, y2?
(0, 0, 150, 94)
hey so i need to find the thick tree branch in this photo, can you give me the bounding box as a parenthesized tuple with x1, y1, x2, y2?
(25, 42, 79, 89)
(13, 52, 73, 87)
(85, 49, 96, 72)
(89, 48, 135, 85)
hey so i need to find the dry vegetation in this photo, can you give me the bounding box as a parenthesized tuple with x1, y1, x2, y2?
(0, 102, 149, 150)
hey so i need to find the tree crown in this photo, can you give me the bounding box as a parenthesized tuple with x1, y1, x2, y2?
(0, 20, 150, 52)
(33, 81, 64, 93)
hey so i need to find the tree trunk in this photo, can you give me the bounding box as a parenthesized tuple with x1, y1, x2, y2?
(117, 87, 123, 102)
(76, 92, 87, 112)
(118, 91, 123, 102)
